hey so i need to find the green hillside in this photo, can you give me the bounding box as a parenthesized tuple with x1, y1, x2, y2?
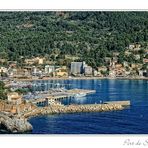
(0, 11, 148, 68)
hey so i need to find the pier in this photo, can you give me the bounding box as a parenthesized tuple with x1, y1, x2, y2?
(30, 89, 96, 105)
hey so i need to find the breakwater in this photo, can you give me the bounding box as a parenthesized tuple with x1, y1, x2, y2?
(23, 101, 130, 119)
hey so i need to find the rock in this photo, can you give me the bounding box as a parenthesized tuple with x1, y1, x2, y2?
(0, 113, 32, 133)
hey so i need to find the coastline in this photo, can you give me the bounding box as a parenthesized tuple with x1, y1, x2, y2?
(15, 76, 148, 81)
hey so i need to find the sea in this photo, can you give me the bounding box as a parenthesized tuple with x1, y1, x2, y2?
(28, 79, 147, 134)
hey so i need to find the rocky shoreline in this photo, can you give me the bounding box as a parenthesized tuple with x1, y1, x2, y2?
(0, 101, 130, 133)
(0, 113, 32, 133)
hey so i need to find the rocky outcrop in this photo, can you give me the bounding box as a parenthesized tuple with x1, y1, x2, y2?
(0, 113, 32, 133)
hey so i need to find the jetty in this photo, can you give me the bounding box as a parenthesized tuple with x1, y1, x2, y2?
(22, 100, 130, 118)
(104, 101, 130, 106)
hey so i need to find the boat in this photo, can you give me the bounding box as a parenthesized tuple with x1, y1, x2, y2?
(74, 92, 86, 98)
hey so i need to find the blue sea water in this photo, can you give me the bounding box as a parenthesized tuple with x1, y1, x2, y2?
(29, 79, 148, 134)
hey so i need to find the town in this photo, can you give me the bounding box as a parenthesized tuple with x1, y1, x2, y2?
(0, 12, 147, 134)
(0, 43, 148, 80)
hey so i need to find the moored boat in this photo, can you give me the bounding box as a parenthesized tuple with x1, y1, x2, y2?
(74, 92, 86, 98)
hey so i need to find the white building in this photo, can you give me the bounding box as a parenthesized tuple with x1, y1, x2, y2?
(93, 70, 98, 76)
(45, 65, 55, 74)
(32, 66, 37, 74)
(139, 70, 144, 77)
(0, 67, 8, 73)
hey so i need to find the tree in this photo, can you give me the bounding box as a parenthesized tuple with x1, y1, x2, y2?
(0, 81, 7, 100)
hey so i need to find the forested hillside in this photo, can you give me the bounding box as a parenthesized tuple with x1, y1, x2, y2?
(0, 12, 148, 67)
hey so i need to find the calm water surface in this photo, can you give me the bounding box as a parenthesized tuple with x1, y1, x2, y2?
(29, 79, 148, 134)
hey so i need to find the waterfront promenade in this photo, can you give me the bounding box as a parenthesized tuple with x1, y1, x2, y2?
(15, 76, 148, 82)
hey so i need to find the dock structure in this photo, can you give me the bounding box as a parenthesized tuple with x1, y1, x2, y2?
(32, 95, 71, 106)
(30, 89, 96, 105)
(67, 89, 96, 94)
(104, 101, 130, 106)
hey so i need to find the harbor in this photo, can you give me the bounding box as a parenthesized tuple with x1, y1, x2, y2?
(1, 78, 147, 134)
(0, 79, 131, 133)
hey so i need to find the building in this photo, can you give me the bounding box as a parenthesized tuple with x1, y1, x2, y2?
(125, 51, 132, 56)
(144, 49, 148, 54)
(129, 44, 135, 50)
(114, 64, 126, 77)
(139, 70, 144, 77)
(8, 68, 17, 77)
(143, 58, 148, 64)
(131, 64, 138, 69)
(123, 62, 129, 67)
(7, 92, 22, 105)
(45, 65, 49, 74)
(115, 64, 123, 69)
(114, 67, 126, 77)
(37, 57, 44, 64)
(45, 65, 55, 74)
(32, 66, 37, 74)
(109, 70, 116, 78)
(70, 61, 86, 75)
(55, 68, 68, 77)
(8, 61, 17, 68)
(134, 54, 141, 60)
(0, 59, 7, 63)
(109, 63, 126, 77)
(84, 66, 93, 76)
(25, 59, 35, 65)
(0, 67, 8, 73)
(9, 68, 30, 78)
(129, 44, 141, 51)
(23, 66, 32, 76)
(25, 57, 44, 65)
(143, 69, 148, 77)
(113, 52, 120, 57)
(93, 70, 98, 76)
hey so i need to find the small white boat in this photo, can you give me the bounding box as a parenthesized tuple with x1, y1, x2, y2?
(75, 93, 86, 98)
